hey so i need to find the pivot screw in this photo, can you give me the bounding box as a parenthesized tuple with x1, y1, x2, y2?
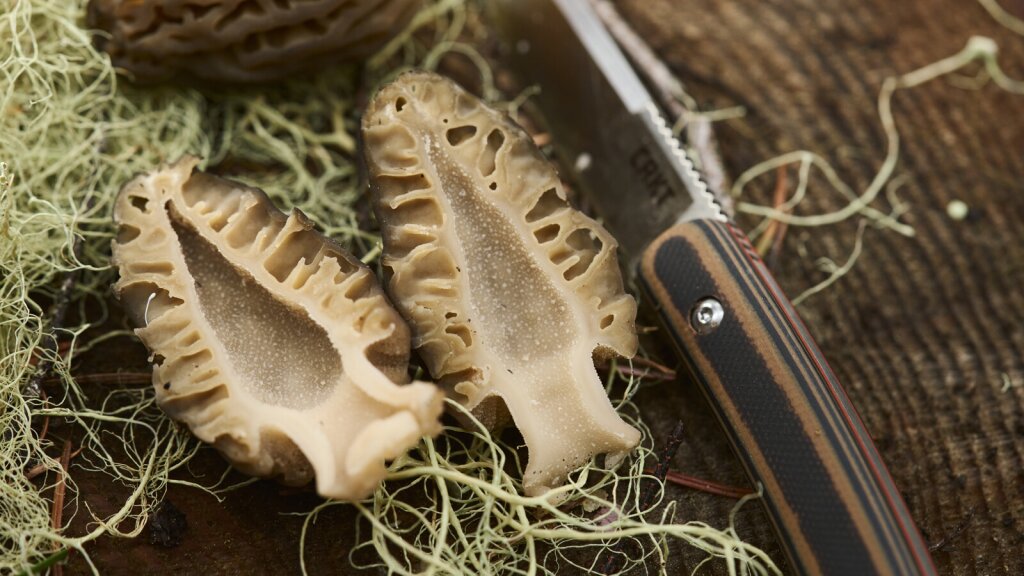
(691, 298, 724, 334)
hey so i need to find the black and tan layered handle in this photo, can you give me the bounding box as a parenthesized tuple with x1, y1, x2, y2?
(639, 219, 936, 576)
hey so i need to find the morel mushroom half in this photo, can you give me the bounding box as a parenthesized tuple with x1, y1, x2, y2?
(88, 0, 422, 83)
(362, 72, 641, 496)
(111, 156, 443, 500)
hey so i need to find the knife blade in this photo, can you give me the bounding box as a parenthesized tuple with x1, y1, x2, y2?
(488, 1, 937, 574)
(491, 0, 722, 261)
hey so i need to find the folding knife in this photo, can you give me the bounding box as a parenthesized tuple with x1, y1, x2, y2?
(488, 1, 937, 574)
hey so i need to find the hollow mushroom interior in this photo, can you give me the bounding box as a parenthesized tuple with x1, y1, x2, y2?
(171, 217, 340, 410)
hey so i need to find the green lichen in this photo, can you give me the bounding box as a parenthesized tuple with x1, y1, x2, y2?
(1, 1, 775, 574)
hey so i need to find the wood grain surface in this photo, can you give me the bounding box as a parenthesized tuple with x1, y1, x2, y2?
(615, 0, 1024, 574)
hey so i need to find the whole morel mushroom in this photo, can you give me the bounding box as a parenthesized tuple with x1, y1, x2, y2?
(88, 0, 422, 83)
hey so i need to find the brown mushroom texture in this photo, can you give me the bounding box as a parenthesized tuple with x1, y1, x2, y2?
(362, 72, 642, 497)
(111, 156, 443, 500)
(87, 0, 422, 83)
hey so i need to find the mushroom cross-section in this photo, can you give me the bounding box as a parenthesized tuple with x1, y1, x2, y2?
(111, 156, 443, 500)
(87, 0, 422, 83)
(362, 72, 641, 496)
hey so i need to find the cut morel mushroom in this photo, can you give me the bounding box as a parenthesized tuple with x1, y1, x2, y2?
(111, 156, 443, 500)
(362, 72, 641, 496)
(87, 0, 422, 83)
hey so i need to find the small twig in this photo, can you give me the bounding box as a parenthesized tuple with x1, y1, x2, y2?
(756, 164, 793, 270)
(628, 355, 676, 375)
(45, 372, 153, 386)
(24, 463, 47, 481)
(755, 165, 786, 255)
(26, 444, 83, 482)
(614, 366, 676, 382)
(768, 216, 791, 271)
(662, 470, 753, 500)
(592, 0, 736, 217)
(51, 440, 71, 529)
(50, 440, 72, 576)
(635, 324, 659, 335)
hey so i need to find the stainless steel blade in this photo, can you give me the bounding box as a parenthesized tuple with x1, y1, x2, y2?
(488, 0, 724, 258)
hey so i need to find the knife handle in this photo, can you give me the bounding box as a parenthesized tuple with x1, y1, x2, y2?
(638, 219, 935, 576)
